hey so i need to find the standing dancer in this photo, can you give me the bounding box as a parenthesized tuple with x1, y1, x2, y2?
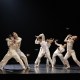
(64, 34, 80, 68)
(34, 33, 53, 67)
(45, 38, 54, 66)
(0, 35, 26, 70)
(52, 40, 66, 67)
(34, 33, 46, 67)
(12, 32, 30, 69)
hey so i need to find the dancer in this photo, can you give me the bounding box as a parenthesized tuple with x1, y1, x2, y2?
(12, 32, 30, 69)
(0, 35, 26, 70)
(45, 38, 54, 66)
(34, 33, 46, 67)
(52, 40, 66, 67)
(35, 38, 54, 66)
(64, 34, 80, 68)
(34, 33, 53, 68)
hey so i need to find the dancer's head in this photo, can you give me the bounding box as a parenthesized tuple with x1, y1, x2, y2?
(9, 35, 14, 40)
(46, 38, 54, 44)
(37, 37, 42, 42)
(67, 34, 72, 39)
(12, 32, 18, 39)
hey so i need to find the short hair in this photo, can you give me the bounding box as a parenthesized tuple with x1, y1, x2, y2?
(8, 34, 13, 39)
(13, 32, 18, 35)
(12, 32, 18, 37)
(37, 37, 42, 40)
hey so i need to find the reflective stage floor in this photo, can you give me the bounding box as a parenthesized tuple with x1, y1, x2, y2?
(0, 64, 80, 74)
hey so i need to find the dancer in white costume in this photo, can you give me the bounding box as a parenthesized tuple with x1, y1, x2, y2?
(0, 35, 26, 70)
(35, 38, 54, 66)
(45, 38, 54, 66)
(34, 33, 53, 67)
(64, 34, 80, 69)
(34, 33, 46, 67)
(12, 32, 30, 69)
(52, 40, 66, 67)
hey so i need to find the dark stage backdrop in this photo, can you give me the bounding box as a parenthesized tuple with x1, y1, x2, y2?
(0, 0, 80, 65)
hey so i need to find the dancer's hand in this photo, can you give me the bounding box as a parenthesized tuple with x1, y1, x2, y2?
(6, 38, 9, 41)
(35, 35, 39, 38)
(68, 34, 72, 37)
(55, 39, 58, 42)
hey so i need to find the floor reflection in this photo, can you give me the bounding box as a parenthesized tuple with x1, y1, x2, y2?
(0, 64, 80, 74)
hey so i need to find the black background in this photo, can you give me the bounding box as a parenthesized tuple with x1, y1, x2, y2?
(0, 0, 80, 65)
